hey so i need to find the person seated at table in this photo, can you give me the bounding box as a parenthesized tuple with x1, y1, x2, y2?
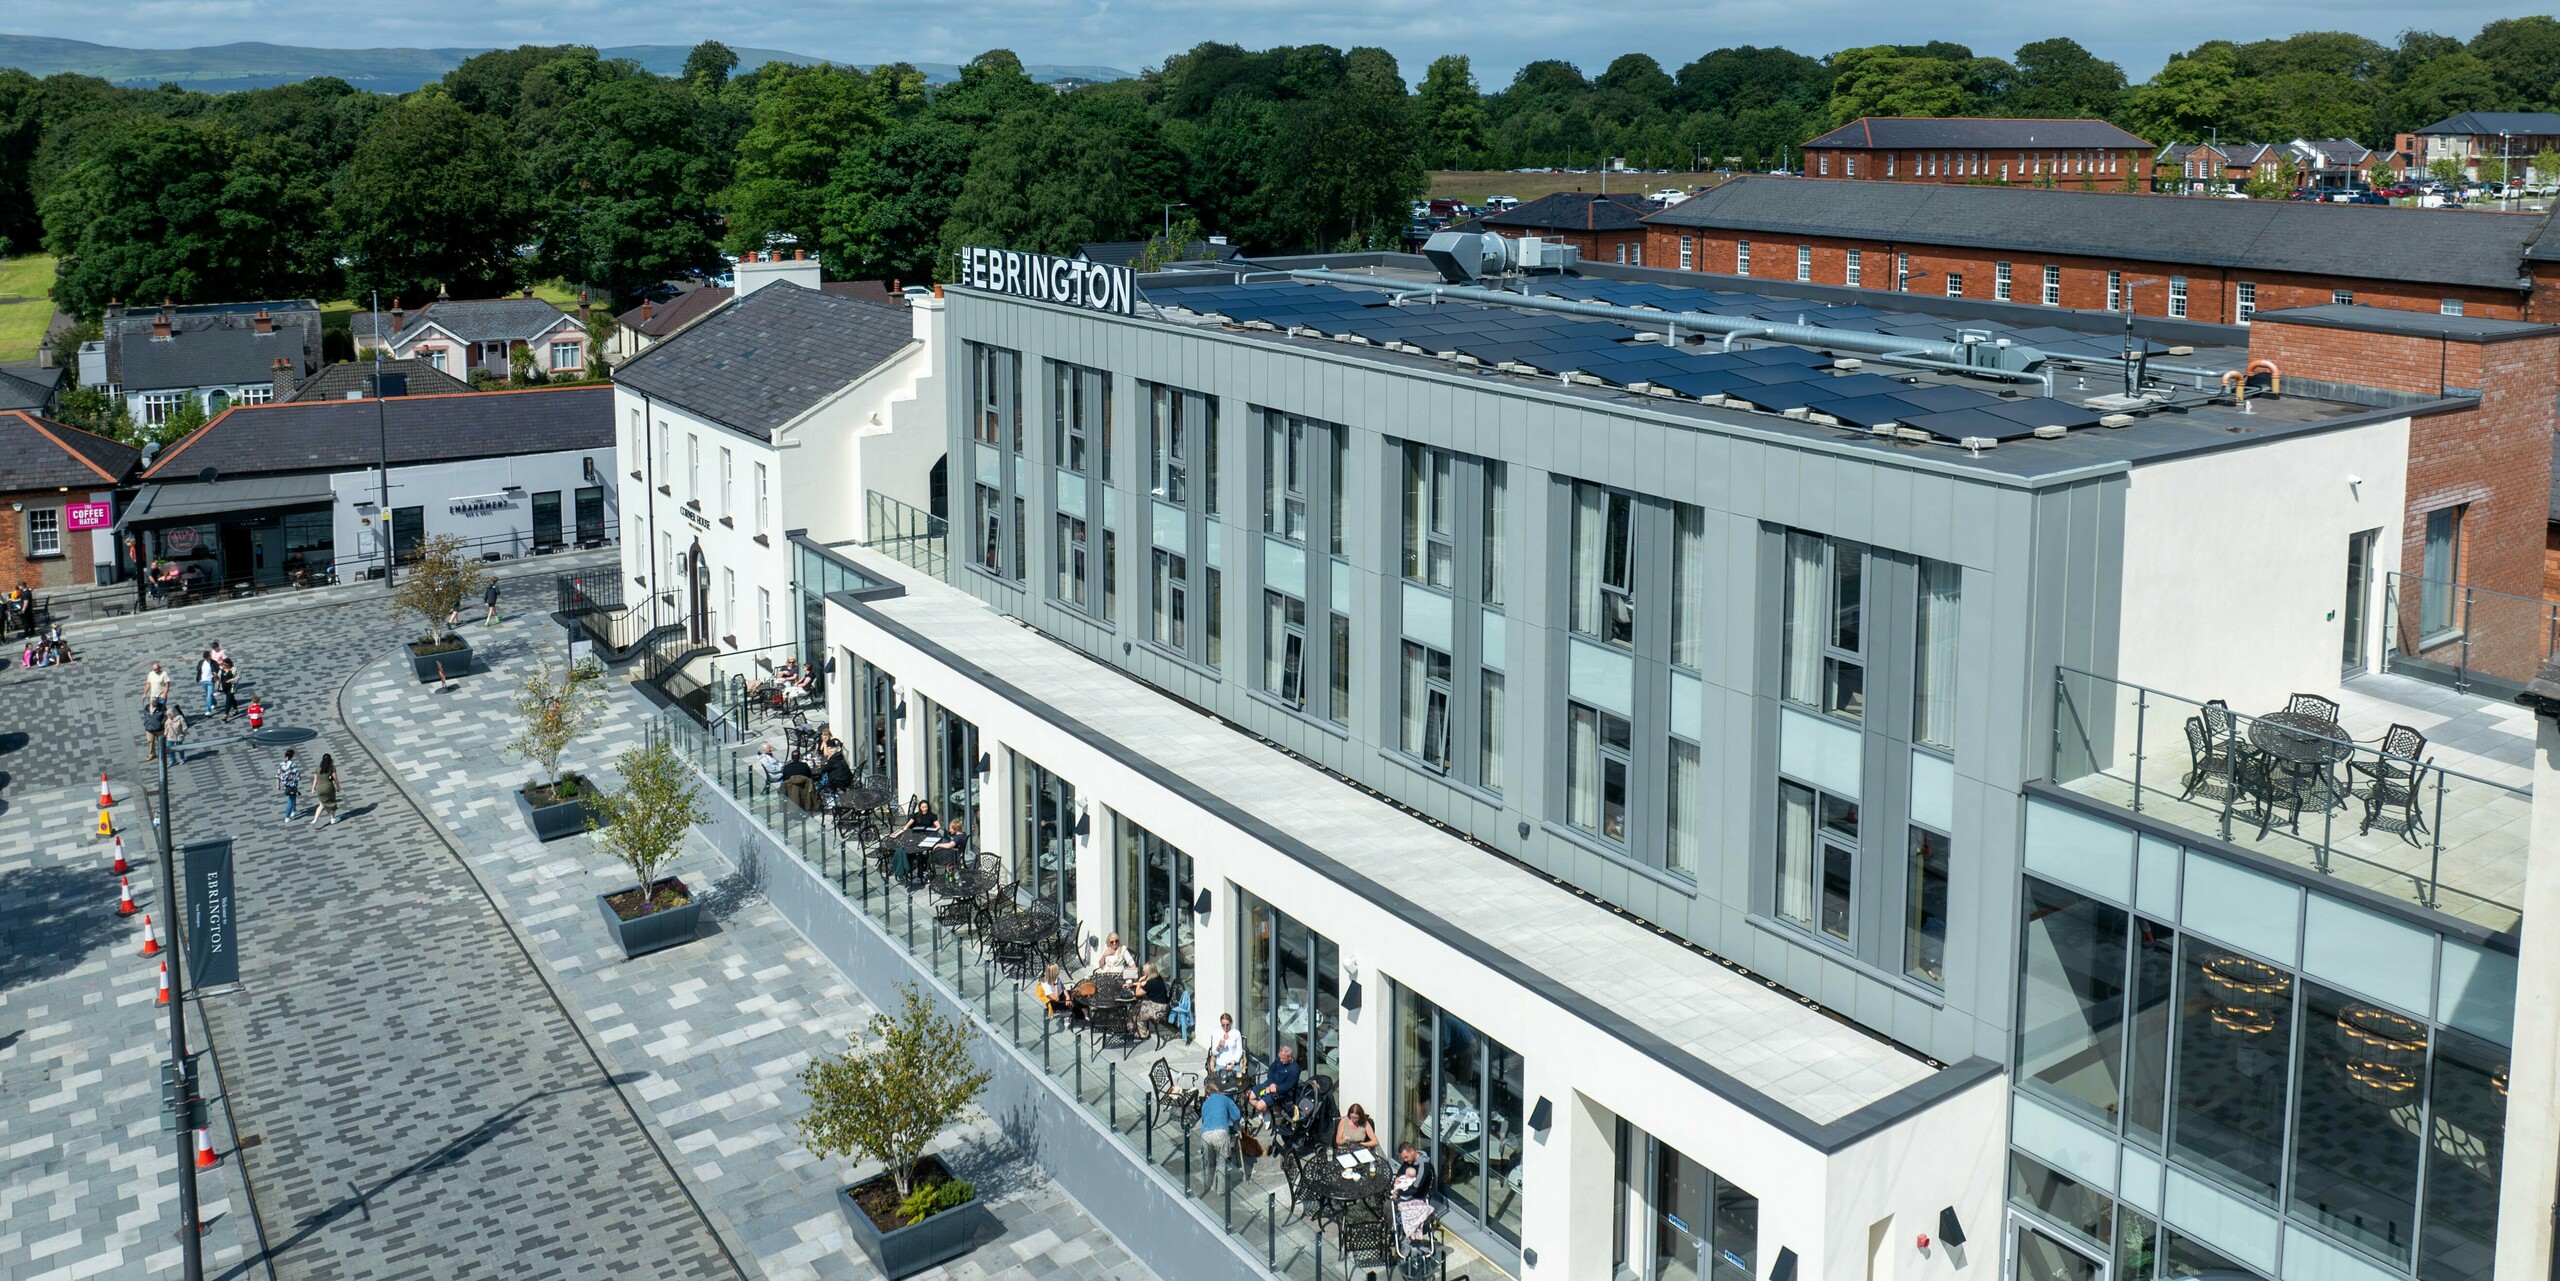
(1392, 1142, 1438, 1241)
(778, 751, 818, 811)
(1206, 1012, 1246, 1080)
(754, 743, 782, 792)
(1092, 932, 1139, 982)
(1252, 1043, 1301, 1117)
(897, 797, 937, 833)
(939, 819, 973, 863)
(1131, 962, 1171, 1034)
(1035, 963, 1072, 1018)
(1335, 1103, 1379, 1150)
(818, 746, 852, 800)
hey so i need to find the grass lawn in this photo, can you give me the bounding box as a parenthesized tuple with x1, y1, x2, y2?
(0, 255, 56, 364)
(1427, 170, 1725, 205)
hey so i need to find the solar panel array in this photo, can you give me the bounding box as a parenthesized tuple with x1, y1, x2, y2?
(1147, 278, 2126, 443)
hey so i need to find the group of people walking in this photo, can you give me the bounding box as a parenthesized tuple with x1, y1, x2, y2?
(136, 640, 342, 825)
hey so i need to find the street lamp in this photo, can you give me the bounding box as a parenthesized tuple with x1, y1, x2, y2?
(371, 290, 394, 592)
(1161, 202, 1187, 245)
(144, 718, 302, 1280)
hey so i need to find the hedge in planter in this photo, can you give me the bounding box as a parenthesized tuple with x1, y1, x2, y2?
(804, 986, 996, 1278)
(395, 533, 493, 683)
(505, 656, 609, 841)
(589, 738, 710, 958)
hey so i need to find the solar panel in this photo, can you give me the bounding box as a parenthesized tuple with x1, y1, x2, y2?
(1647, 368, 1768, 399)
(1900, 407, 2048, 441)
(1817, 394, 1922, 428)
(1885, 384, 1999, 412)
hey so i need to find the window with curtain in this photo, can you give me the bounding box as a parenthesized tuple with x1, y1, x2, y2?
(1482, 464, 1506, 607)
(1666, 739, 1700, 878)
(2421, 507, 2462, 636)
(1780, 532, 1824, 706)
(1571, 482, 1635, 649)
(1403, 444, 1456, 589)
(1780, 530, 1865, 722)
(1265, 590, 1307, 706)
(1672, 504, 1704, 669)
(1401, 642, 1454, 770)
(1775, 779, 1854, 941)
(1478, 670, 1504, 793)
(1566, 702, 1632, 845)
(1913, 558, 1960, 750)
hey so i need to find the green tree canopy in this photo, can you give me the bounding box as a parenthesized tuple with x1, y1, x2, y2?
(721, 63, 887, 253)
(2469, 17, 2560, 110)
(2003, 38, 2127, 118)
(336, 91, 532, 302)
(682, 40, 739, 90)
(1825, 45, 1982, 125)
(1416, 55, 1486, 168)
(38, 113, 316, 318)
(524, 63, 727, 300)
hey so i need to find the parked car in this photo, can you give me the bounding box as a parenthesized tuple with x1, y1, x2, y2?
(1484, 195, 1519, 212)
(1648, 188, 1687, 204)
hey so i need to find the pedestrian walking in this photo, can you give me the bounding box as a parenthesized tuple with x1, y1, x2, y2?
(277, 748, 303, 822)
(140, 696, 167, 764)
(218, 653, 239, 719)
(482, 579, 501, 627)
(310, 754, 340, 827)
(163, 705, 188, 766)
(197, 650, 218, 716)
(142, 661, 170, 704)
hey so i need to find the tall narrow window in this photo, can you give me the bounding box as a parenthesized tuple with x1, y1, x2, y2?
(1565, 703, 1632, 845)
(1265, 590, 1307, 706)
(2107, 270, 2123, 312)
(1666, 739, 1701, 877)
(1679, 235, 1694, 270)
(1328, 611, 1350, 724)
(1780, 531, 1865, 722)
(1570, 482, 1636, 649)
(1055, 513, 1090, 609)
(1671, 504, 1704, 670)
(2042, 264, 2061, 306)
(2168, 276, 2189, 319)
(1845, 248, 1862, 287)
(1481, 464, 1505, 607)
(1775, 780, 1855, 941)
(1895, 252, 1910, 291)
(1401, 642, 1454, 770)
(1403, 444, 1455, 589)
(1995, 262, 2014, 301)
(757, 587, 773, 647)
(1151, 548, 1187, 648)
(1328, 427, 1346, 557)
(718, 447, 733, 519)
(1904, 828, 1949, 986)
(752, 462, 769, 536)
(1913, 558, 1959, 750)
(1478, 670, 1504, 793)
(2421, 506, 2463, 636)
(974, 483, 1003, 573)
(1735, 240, 1750, 275)
(1265, 416, 1309, 544)
(1147, 384, 1217, 663)
(2235, 281, 2257, 324)
(685, 434, 699, 499)
(721, 568, 735, 641)
(1795, 244, 1811, 282)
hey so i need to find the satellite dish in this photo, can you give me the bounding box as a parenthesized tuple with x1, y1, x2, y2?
(198, 467, 218, 485)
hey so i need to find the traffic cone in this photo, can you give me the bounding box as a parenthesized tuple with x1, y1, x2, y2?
(194, 1126, 219, 1169)
(98, 771, 111, 809)
(117, 876, 137, 916)
(155, 962, 169, 1005)
(111, 836, 129, 876)
(97, 808, 113, 838)
(139, 914, 159, 957)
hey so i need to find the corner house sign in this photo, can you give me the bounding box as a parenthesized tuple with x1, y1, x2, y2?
(958, 247, 1134, 316)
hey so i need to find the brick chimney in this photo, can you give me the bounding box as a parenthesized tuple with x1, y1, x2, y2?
(271, 357, 296, 402)
(252, 308, 274, 335)
(389, 298, 405, 334)
(150, 309, 172, 340)
(641, 299, 655, 322)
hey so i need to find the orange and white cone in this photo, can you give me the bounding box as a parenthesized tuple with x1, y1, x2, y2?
(155, 962, 170, 1005)
(194, 1126, 219, 1169)
(111, 836, 129, 876)
(139, 914, 159, 957)
(117, 876, 137, 916)
(99, 771, 111, 809)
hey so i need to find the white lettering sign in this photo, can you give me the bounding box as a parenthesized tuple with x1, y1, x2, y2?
(956, 246, 1135, 316)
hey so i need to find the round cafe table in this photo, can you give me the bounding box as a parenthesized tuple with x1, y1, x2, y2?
(1314, 1148, 1397, 1203)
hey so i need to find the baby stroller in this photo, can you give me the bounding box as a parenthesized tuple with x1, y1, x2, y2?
(1391, 1158, 1442, 1275)
(1274, 1074, 1335, 1157)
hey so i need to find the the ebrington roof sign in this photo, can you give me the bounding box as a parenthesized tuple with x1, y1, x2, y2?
(955, 246, 1134, 316)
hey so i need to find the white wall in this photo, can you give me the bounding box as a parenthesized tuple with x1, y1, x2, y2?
(825, 589, 2004, 1281)
(330, 445, 617, 575)
(618, 390, 792, 646)
(2115, 417, 2409, 713)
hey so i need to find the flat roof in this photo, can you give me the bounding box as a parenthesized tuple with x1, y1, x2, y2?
(832, 549, 1986, 1143)
(1067, 270, 2436, 485)
(2252, 304, 2560, 343)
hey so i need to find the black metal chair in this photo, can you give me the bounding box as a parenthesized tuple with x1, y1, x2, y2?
(2285, 692, 2342, 724)
(2202, 698, 2234, 745)
(2233, 744, 2305, 838)
(1149, 1057, 1202, 1127)
(2180, 716, 2232, 800)
(1334, 1198, 1395, 1261)
(2358, 754, 2433, 845)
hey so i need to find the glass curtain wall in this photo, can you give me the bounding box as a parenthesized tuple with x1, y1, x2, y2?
(923, 699, 981, 836)
(1012, 753, 1077, 915)
(847, 653, 897, 790)
(1238, 889, 1340, 1077)
(1116, 819, 1195, 985)
(966, 343, 1024, 582)
(1395, 985, 1528, 1247)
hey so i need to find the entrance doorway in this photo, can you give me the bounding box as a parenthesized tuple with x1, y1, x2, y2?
(2343, 528, 2378, 675)
(531, 490, 562, 551)
(687, 540, 710, 645)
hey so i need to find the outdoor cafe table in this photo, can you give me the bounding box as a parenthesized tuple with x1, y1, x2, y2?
(931, 859, 1001, 901)
(888, 830, 950, 879)
(987, 905, 1055, 949)
(2249, 710, 2355, 804)
(1314, 1148, 1396, 1203)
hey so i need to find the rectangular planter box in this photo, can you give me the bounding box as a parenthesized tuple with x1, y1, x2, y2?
(595, 879, 702, 958)
(835, 1180, 994, 1279)
(515, 776, 596, 842)
(409, 637, 474, 684)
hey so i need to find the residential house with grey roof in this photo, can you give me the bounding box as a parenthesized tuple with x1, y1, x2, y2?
(612, 279, 945, 653)
(82, 300, 322, 432)
(2402, 111, 2560, 180)
(0, 410, 138, 588)
(364, 295, 593, 381)
(1802, 116, 2152, 186)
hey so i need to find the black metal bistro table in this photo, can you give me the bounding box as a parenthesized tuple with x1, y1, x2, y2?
(888, 829, 948, 881)
(2248, 711, 2355, 806)
(1312, 1148, 1397, 1203)
(930, 858, 1001, 902)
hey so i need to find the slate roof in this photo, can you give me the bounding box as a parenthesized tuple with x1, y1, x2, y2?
(1645, 176, 2549, 291)
(2414, 112, 2560, 136)
(0, 410, 140, 492)
(2297, 138, 2373, 166)
(119, 325, 306, 393)
(1806, 117, 2151, 151)
(142, 384, 611, 480)
(285, 358, 474, 402)
(104, 301, 321, 388)
(1483, 191, 1655, 233)
(394, 297, 583, 345)
(612, 282, 916, 441)
(0, 364, 66, 413)
(617, 281, 906, 341)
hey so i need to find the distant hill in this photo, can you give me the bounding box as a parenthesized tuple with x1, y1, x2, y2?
(0, 34, 1131, 92)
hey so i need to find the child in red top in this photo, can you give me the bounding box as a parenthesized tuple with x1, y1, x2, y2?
(245, 698, 265, 730)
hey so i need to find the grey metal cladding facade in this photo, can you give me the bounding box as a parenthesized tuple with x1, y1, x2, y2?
(936, 288, 2129, 1066)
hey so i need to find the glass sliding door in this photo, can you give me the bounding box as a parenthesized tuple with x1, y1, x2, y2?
(1116, 820, 1194, 985)
(922, 699, 980, 837)
(1238, 890, 1339, 1077)
(1394, 984, 1529, 1248)
(848, 654, 897, 790)
(1012, 753, 1076, 916)
(1615, 1119, 1756, 1281)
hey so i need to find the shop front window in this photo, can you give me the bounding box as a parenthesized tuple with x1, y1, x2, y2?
(1396, 984, 1526, 1246)
(1012, 753, 1077, 916)
(1116, 820, 1194, 985)
(1239, 890, 1338, 1078)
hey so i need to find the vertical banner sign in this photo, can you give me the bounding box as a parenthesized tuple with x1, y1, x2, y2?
(182, 837, 237, 989)
(956, 247, 1136, 316)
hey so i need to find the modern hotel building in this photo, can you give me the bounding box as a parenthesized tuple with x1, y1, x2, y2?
(629, 249, 2554, 1281)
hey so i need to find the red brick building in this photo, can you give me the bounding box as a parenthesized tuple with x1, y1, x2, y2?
(1802, 117, 2151, 186)
(1472, 191, 1656, 266)
(2247, 307, 2560, 662)
(1643, 177, 2560, 326)
(0, 411, 139, 590)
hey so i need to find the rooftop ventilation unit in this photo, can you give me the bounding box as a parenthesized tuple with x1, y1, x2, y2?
(1422, 231, 1581, 283)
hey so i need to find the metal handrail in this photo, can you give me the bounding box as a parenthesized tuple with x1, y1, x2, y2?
(863, 490, 947, 578)
(2380, 571, 2560, 694)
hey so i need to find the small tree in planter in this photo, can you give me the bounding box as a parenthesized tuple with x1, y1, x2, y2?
(802, 985, 993, 1218)
(588, 737, 708, 920)
(505, 657, 609, 838)
(396, 533, 494, 677)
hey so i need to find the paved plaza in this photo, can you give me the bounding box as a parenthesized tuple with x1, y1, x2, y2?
(0, 567, 1150, 1280)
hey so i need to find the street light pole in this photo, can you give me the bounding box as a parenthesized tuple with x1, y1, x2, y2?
(372, 290, 393, 592)
(149, 748, 204, 1281)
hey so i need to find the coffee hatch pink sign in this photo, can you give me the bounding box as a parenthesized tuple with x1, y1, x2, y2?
(65, 501, 112, 531)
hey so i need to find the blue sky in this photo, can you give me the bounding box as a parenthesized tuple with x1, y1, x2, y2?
(13, 0, 2528, 84)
